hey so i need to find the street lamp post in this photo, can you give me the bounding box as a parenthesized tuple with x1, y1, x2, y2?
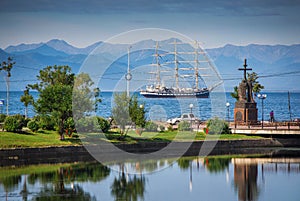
(226, 102, 230, 124)
(257, 94, 267, 129)
(189, 103, 193, 114)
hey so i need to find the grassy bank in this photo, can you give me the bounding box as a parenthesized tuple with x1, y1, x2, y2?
(0, 130, 264, 149)
(0, 130, 82, 149)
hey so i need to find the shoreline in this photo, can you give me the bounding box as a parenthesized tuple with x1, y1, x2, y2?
(1, 138, 300, 167)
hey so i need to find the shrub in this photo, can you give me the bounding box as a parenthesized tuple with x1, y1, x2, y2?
(178, 121, 191, 131)
(206, 117, 231, 135)
(159, 125, 165, 132)
(65, 117, 75, 130)
(144, 121, 158, 132)
(76, 116, 98, 132)
(64, 117, 75, 136)
(27, 120, 40, 132)
(167, 125, 174, 132)
(4, 115, 26, 132)
(97, 117, 110, 133)
(33, 115, 56, 130)
(0, 114, 6, 123)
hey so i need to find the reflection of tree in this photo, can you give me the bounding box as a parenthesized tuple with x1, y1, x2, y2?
(27, 162, 110, 184)
(234, 164, 259, 201)
(20, 175, 29, 201)
(1, 162, 110, 201)
(111, 171, 145, 201)
(31, 162, 110, 201)
(204, 157, 231, 173)
(32, 184, 96, 201)
(177, 158, 191, 170)
(1, 175, 21, 200)
(1, 175, 21, 191)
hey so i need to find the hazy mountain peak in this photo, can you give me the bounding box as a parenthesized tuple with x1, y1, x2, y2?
(5, 42, 43, 53)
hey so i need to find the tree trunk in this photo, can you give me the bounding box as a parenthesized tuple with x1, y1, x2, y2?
(59, 119, 65, 140)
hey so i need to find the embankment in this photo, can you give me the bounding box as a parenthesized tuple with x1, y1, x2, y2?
(1, 138, 300, 167)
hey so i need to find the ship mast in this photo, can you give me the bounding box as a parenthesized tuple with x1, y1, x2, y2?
(194, 41, 199, 90)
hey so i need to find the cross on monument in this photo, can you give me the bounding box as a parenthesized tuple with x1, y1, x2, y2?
(238, 59, 252, 81)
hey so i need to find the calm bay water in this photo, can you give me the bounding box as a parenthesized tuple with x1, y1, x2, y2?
(1, 154, 300, 201)
(1, 91, 299, 122)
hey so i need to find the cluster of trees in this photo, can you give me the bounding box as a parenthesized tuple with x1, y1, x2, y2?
(1, 57, 148, 139)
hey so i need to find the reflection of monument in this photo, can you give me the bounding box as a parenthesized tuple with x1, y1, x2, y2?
(234, 163, 259, 201)
(234, 59, 258, 124)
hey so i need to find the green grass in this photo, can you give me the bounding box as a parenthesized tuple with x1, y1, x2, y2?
(0, 130, 81, 149)
(0, 129, 263, 149)
(102, 130, 263, 143)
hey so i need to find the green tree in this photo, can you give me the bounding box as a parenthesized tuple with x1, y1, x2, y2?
(112, 92, 130, 134)
(20, 87, 34, 118)
(29, 65, 75, 139)
(129, 95, 146, 128)
(72, 73, 99, 121)
(247, 72, 264, 93)
(230, 86, 239, 101)
(0, 57, 15, 115)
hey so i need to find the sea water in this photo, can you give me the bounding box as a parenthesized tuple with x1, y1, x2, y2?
(0, 91, 299, 122)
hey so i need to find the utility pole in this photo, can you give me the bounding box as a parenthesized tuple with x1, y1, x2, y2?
(288, 91, 292, 121)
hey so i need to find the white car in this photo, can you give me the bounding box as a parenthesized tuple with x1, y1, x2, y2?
(167, 113, 199, 125)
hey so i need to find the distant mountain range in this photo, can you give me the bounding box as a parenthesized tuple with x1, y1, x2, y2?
(0, 39, 299, 92)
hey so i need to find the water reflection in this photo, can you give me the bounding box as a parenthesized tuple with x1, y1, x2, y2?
(1, 156, 300, 201)
(233, 161, 259, 201)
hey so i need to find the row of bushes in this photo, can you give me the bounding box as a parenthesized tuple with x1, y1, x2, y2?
(0, 114, 57, 133)
(0, 114, 230, 134)
(0, 114, 111, 134)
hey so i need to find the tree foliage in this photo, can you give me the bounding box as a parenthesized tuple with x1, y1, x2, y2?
(144, 121, 158, 132)
(112, 93, 146, 134)
(28, 66, 98, 139)
(29, 66, 74, 138)
(20, 87, 34, 118)
(129, 95, 146, 128)
(112, 92, 130, 134)
(4, 114, 26, 132)
(247, 72, 264, 93)
(0, 57, 15, 115)
(230, 86, 239, 101)
(72, 73, 100, 121)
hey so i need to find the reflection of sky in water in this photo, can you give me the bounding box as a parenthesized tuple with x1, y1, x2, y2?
(1, 157, 300, 201)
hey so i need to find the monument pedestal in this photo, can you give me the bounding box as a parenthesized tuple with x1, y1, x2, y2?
(234, 102, 258, 125)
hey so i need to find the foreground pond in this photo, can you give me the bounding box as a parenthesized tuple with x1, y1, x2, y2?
(1, 154, 300, 201)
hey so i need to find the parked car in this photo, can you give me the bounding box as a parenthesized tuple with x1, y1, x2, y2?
(167, 113, 199, 125)
(294, 118, 300, 122)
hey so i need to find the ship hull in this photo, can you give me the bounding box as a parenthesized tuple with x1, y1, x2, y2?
(140, 90, 209, 98)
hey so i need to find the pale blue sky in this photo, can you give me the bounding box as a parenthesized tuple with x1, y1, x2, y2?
(1, 0, 300, 49)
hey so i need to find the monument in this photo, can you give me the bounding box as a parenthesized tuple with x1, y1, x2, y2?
(234, 59, 258, 125)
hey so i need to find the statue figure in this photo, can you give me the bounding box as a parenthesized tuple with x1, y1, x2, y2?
(238, 80, 247, 102)
(237, 59, 255, 103)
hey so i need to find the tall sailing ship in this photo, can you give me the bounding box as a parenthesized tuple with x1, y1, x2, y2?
(140, 40, 210, 98)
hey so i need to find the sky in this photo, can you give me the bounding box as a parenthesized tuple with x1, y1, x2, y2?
(1, 0, 300, 49)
